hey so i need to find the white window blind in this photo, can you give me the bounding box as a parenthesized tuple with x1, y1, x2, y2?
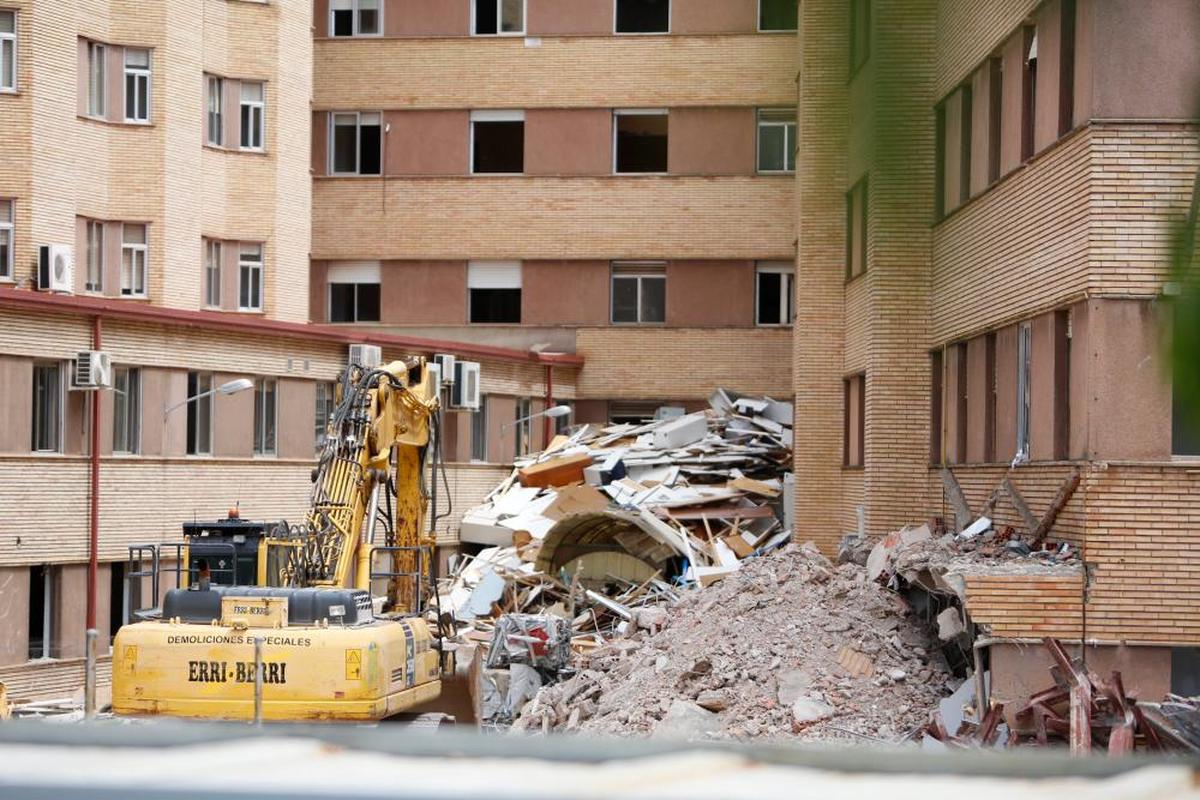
(327, 261, 380, 284)
(468, 261, 521, 289)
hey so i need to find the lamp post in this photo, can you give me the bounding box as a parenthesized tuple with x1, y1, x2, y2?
(163, 377, 254, 420)
(501, 404, 572, 459)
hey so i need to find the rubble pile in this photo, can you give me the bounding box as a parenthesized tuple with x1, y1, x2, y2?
(442, 389, 796, 650)
(509, 542, 955, 742)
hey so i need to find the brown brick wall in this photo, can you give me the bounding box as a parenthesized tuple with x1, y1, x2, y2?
(313, 35, 797, 109)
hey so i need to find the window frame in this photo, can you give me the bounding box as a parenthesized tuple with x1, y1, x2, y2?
(469, 110, 525, 176)
(756, 108, 796, 174)
(845, 176, 868, 281)
(87, 41, 106, 118)
(842, 372, 866, 468)
(253, 377, 278, 457)
(470, 394, 489, 462)
(205, 74, 223, 147)
(238, 242, 263, 312)
(0, 9, 16, 93)
(0, 198, 12, 280)
(112, 365, 141, 455)
(610, 262, 666, 325)
(203, 238, 221, 308)
(328, 282, 382, 323)
(85, 219, 104, 293)
(1016, 320, 1032, 460)
(754, 262, 794, 327)
(330, 0, 383, 37)
(613, 0, 671, 35)
(120, 223, 148, 298)
(328, 111, 382, 176)
(467, 260, 522, 324)
(31, 361, 64, 454)
(186, 371, 213, 457)
(123, 47, 151, 124)
(757, 0, 798, 33)
(612, 109, 669, 175)
(471, 0, 527, 36)
(239, 80, 265, 152)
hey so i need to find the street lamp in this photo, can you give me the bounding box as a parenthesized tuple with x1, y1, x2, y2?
(500, 404, 573, 456)
(163, 377, 254, 419)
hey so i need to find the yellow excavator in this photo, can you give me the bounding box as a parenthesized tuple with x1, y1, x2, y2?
(112, 357, 450, 722)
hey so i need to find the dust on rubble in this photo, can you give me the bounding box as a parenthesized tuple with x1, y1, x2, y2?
(512, 541, 955, 743)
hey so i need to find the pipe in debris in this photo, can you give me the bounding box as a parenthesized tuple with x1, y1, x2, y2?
(84, 628, 97, 720)
(543, 364, 553, 446)
(253, 635, 265, 725)
(87, 315, 102, 631)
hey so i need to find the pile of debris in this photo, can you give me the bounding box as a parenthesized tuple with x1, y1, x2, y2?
(509, 542, 955, 742)
(442, 389, 795, 654)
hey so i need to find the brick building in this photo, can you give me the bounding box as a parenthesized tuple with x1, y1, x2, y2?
(308, 0, 798, 464)
(795, 0, 1200, 702)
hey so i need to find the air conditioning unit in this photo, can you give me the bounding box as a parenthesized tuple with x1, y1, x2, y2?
(38, 245, 74, 293)
(72, 351, 112, 390)
(434, 354, 457, 385)
(450, 361, 481, 411)
(348, 343, 382, 369)
(426, 361, 443, 394)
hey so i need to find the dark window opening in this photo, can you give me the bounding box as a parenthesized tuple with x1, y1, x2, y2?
(109, 562, 125, 644)
(954, 342, 968, 463)
(186, 371, 212, 456)
(616, 0, 669, 33)
(985, 332, 997, 463)
(472, 120, 524, 174)
(849, 0, 870, 74)
(1173, 302, 1200, 454)
(1021, 26, 1036, 162)
(1053, 309, 1071, 460)
(471, 395, 489, 461)
(959, 84, 973, 205)
(615, 113, 668, 173)
(988, 57, 1003, 183)
(930, 350, 944, 465)
(329, 282, 381, 323)
(843, 373, 865, 467)
(756, 268, 794, 326)
(934, 103, 946, 220)
(1172, 649, 1200, 696)
(470, 288, 521, 323)
(759, 0, 797, 31)
(475, 0, 498, 34)
(28, 565, 49, 660)
(331, 113, 381, 175)
(332, 8, 353, 36)
(1058, 0, 1076, 137)
(359, 124, 381, 175)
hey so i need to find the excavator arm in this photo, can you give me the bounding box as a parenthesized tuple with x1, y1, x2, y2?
(282, 357, 440, 614)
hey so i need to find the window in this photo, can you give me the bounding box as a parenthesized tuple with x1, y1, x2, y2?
(953, 342, 968, 463)
(87, 41, 106, 117)
(614, 110, 668, 174)
(471, 110, 524, 174)
(28, 565, 54, 660)
(328, 261, 381, 322)
(611, 262, 665, 324)
(205, 75, 223, 146)
(253, 377, 277, 456)
(471, 395, 488, 462)
(109, 561, 127, 644)
(112, 366, 141, 455)
(31, 362, 62, 453)
(758, 0, 797, 32)
(0, 10, 15, 92)
(849, 0, 870, 75)
(1058, 0, 1076, 138)
(755, 263, 794, 326)
(0, 198, 12, 280)
(757, 109, 796, 173)
(468, 261, 521, 324)
(929, 350, 943, 464)
(315, 381, 336, 451)
(238, 243, 263, 311)
(330, 112, 381, 175)
(85, 219, 104, 293)
(203, 239, 221, 308)
(553, 400, 574, 436)
(1015, 320, 1032, 460)
(123, 47, 151, 123)
(1021, 26, 1036, 162)
(615, 0, 669, 33)
(986, 56, 1002, 184)
(845, 176, 867, 279)
(331, 0, 381, 37)
(843, 373, 865, 467)
(121, 223, 147, 297)
(514, 397, 531, 457)
(240, 81, 265, 151)
(473, 0, 524, 35)
(935, 85, 972, 218)
(186, 372, 212, 456)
